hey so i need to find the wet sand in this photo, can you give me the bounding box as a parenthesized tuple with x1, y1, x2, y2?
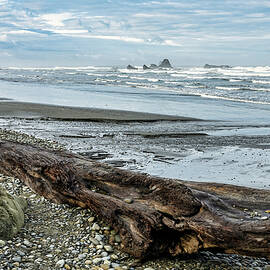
(0, 101, 200, 122)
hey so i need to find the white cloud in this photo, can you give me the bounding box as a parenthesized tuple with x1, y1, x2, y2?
(163, 40, 182, 47)
(0, 34, 7, 41)
(50, 29, 89, 34)
(40, 13, 74, 27)
(133, 13, 178, 18)
(246, 13, 266, 18)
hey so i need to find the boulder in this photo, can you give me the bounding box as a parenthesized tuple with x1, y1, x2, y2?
(204, 64, 231, 69)
(159, 59, 172, 68)
(0, 186, 27, 240)
(126, 65, 138, 70)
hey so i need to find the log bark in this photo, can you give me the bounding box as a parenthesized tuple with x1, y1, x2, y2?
(0, 141, 269, 259)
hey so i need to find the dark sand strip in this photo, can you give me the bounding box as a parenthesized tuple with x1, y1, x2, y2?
(0, 101, 201, 122)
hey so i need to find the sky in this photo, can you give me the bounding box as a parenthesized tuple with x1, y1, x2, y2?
(0, 0, 270, 67)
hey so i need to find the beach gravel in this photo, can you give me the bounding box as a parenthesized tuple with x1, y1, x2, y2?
(0, 129, 270, 269)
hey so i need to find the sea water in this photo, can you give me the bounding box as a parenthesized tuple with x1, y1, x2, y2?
(0, 65, 270, 123)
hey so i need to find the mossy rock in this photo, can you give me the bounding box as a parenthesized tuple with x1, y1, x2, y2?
(0, 186, 27, 240)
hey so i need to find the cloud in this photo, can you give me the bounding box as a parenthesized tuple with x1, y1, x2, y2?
(0, 0, 270, 66)
(0, 34, 7, 41)
(40, 13, 74, 27)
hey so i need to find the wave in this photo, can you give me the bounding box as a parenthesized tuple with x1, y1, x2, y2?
(199, 94, 270, 105)
(253, 80, 270, 84)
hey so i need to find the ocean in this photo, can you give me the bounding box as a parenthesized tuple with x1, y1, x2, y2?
(0, 65, 270, 123)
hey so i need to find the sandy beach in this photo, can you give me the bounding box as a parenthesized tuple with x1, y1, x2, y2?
(0, 101, 200, 122)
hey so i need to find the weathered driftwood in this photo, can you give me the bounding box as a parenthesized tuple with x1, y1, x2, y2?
(0, 141, 269, 259)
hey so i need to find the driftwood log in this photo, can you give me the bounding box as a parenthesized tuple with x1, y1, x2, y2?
(0, 141, 269, 259)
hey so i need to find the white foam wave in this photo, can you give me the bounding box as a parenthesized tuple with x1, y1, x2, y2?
(216, 86, 239, 91)
(253, 80, 270, 84)
(200, 94, 270, 105)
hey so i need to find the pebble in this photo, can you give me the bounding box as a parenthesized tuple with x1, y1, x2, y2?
(85, 260, 92, 265)
(56, 259, 65, 268)
(12, 256, 22, 262)
(114, 235, 121, 243)
(78, 253, 86, 260)
(0, 240, 6, 247)
(93, 258, 102, 264)
(23, 239, 31, 247)
(92, 223, 101, 231)
(89, 236, 100, 245)
(104, 245, 113, 252)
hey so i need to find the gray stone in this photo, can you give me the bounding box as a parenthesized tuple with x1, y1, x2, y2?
(78, 254, 86, 260)
(17, 250, 25, 256)
(104, 245, 113, 252)
(89, 236, 99, 245)
(12, 256, 22, 262)
(23, 239, 31, 247)
(0, 186, 27, 240)
(91, 223, 100, 231)
(114, 234, 121, 243)
(56, 259, 65, 268)
(0, 239, 5, 247)
(92, 258, 102, 264)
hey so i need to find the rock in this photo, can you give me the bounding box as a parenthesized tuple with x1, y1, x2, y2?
(56, 259, 65, 268)
(149, 64, 158, 69)
(93, 258, 102, 264)
(204, 64, 231, 69)
(0, 186, 27, 240)
(127, 65, 138, 70)
(23, 239, 32, 247)
(265, 265, 270, 270)
(91, 223, 100, 231)
(159, 59, 172, 68)
(85, 260, 92, 265)
(114, 234, 121, 243)
(143, 65, 150, 70)
(12, 256, 22, 262)
(104, 245, 113, 252)
(0, 239, 6, 247)
(88, 216, 95, 223)
(100, 264, 110, 270)
(89, 236, 100, 245)
(144, 268, 155, 270)
(78, 253, 86, 260)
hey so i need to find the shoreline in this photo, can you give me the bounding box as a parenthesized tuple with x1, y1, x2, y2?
(0, 101, 202, 122)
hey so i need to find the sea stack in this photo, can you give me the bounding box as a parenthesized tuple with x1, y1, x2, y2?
(127, 64, 138, 70)
(159, 59, 172, 68)
(143, 65, 150, 70)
